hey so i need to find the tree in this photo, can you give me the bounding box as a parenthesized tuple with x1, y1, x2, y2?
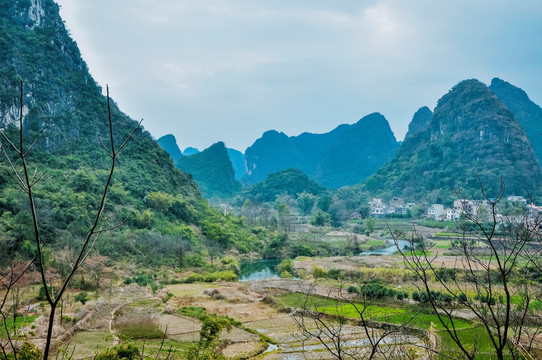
(365, 217, 376, 234)
(391, 179, 542, 360)
(276, 202, 290, 232)
(297, 192, 317, 216)
(317, 195, 332, 212)
(0, 82, 139, 359)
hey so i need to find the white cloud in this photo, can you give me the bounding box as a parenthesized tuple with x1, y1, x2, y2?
(56, 0, 542, 150)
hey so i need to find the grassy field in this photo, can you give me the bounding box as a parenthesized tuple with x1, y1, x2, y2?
(277, 293, 471, 331)
(0, 314, 37, 337)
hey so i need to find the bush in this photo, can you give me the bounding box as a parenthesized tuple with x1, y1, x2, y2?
(95, 344, 140, 360)
(361, 281, 397, 299)
(277, 257, 294, 274)
(74, 292, 89, 304)
(184, 270, 237, 283)
(327, 268, 343, 280)
(347, 285, 360, 294)
(311, 266, 328, 279)
(37, 286, 58, 301)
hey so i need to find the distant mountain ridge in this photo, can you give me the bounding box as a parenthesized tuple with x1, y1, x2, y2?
(245, 113, 400, 188)
(490, 78, 542, 165)
(157, 134, 183, 161)
(176, 142, 242, 198)
(362, 79, 542, 201)
(405, 106, 432, 140)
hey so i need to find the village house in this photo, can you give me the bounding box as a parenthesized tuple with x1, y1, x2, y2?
(445, 207, 460, 220)
(368, 198, 415, 217)
(428, 204, 445, 219)
(507, 195, 527, 204)
(453, 199, 491, 218)
(369, 198, 386, 216)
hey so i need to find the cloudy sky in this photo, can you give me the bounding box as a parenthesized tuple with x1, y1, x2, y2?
(56, 0, 542, 152)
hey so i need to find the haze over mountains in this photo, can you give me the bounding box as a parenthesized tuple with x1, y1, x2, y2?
(3, 0, 542, 208)
(159, 77, 542, 203)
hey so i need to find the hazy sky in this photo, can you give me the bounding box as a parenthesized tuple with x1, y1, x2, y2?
(56, 0, 542, 152)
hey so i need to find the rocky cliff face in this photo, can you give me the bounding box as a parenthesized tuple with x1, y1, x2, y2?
(0, 0, 89, 130)
(0, 0, 200, 198)
(363, 79, 542, 201)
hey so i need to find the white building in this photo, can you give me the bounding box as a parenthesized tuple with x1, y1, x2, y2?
(368, 198, 386, 216)
(428, 204, 445, 219)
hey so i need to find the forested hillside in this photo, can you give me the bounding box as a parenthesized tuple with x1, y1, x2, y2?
(176, 142, 242, 199)
(490, 77, 542, 165)
(0, 0, 263, 266)
(362, 79, 542, 202)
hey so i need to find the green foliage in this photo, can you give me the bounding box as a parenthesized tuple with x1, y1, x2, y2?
(310, 210, 331, 226)
(360, 280, 397, 299)
(297, 192, 317, 215)
(311, 265, 328, 278)
(277, 257, 294, 276)
(95, 343, 140, 360)
(245, 168, 326, 203)
(365, 217, 376, 233)
(412, 290, 453, 304)
(183, 270, 237, 283)
(15, 341, 43, 360)
(179, 307, 233, 360)
(124, 273, 158, 293)
(74, 292, 89, 304)
(362, 79, 542, 200)
(37, 285, 58, 301)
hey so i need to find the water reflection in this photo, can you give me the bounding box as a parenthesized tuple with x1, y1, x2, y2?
(239, 259, 281, 281)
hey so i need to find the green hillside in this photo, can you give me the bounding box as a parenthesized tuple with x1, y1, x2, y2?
(362, 79, 542, 202)
(176, 142, 242, 199)
(490, 77, 542, 165)
(157, 134, 183, 161)
(245, 168, 326, 203)
(244, 113, 399, 188)
(0, 0, 262, 266)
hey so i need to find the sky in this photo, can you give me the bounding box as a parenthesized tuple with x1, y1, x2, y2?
(55, 0, 542, 152)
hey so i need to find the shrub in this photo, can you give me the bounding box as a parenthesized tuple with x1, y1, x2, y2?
(311, 266, 328, 279)
(95, 344, 139, 360)
(361, 281, 397, 299)
(277, 257, 294, 274)
(347, 285, 360, 294)
(74, 292, 89, 304)
(184, 270, 237, 283)
(37, 286, 58, 301)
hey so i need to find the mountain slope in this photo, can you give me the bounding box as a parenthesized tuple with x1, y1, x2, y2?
(157, 134, 183, 161)
(0, 0, 262, 264)
(245, 168, 326, 203)
(176, 142, 242, 198)
(227, 147, 247, 180)
(363, 79, 542, 201)
(244, 113, 399, 188)
(490, 78, 542, 165)
(183, 147, 200, 156)
(405, 106, 432, 140)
